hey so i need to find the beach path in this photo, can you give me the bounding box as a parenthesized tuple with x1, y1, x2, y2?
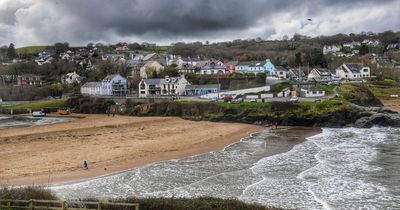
(0, 114, 264, 186)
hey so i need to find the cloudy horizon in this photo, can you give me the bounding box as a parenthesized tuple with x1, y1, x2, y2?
(0, 0, 399, 47)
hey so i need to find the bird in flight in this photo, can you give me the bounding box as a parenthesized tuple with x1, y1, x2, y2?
(307, 18, 313, 21)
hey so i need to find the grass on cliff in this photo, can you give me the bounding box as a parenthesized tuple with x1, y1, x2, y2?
(0, 187, 278, 210)
(337, 84, 383, 106)
(0, 99, 66, 110)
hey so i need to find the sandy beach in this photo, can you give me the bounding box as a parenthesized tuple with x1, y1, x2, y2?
(383, 99, 400, 113)
(0, 114, 264, 186)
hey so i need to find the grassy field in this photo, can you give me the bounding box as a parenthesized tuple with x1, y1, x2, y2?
(0, 99, 66, 110)
(316, 84, 336, 94)
(16, 46, 49, 54)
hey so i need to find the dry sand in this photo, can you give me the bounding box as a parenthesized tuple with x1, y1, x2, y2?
(382, 99, 400, 113)
(0, 114, 264, 186)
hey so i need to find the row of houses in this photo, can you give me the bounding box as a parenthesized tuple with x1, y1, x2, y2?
(81, 74, 128, 96)
(138, 75, 220, 98)
(307, 63, 371, 82)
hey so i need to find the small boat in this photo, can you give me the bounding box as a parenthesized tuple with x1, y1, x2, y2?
(57, 108, 70, 115)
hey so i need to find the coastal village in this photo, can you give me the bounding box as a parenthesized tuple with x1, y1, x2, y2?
(1, 33, 399, 106)
(1, 1, 400, 209)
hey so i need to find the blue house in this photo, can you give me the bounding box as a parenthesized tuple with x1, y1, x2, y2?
(263, 59, 275, 75)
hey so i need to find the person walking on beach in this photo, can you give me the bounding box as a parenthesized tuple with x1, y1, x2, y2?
(83, 160, 89, 169)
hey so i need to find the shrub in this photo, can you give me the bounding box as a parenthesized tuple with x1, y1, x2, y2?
(0, 186, 57, 200)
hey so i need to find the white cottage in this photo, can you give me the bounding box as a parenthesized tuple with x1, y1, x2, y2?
(138, 75, 190, 98)
(336, 63, 370, 80)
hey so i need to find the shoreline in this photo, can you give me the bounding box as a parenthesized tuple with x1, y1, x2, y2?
(0, 114, 264, 186)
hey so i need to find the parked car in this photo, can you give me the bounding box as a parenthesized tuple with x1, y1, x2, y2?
(223, 95, 234, 102)
(210, 97, 219, 102)
(32, 111, 46, 117)
(232, 97, 244, 103)
(289, 96, 299, 102)
(249, 98, 257, 103)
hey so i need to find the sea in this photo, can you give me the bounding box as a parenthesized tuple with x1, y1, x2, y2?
(48, 127, 400, 209)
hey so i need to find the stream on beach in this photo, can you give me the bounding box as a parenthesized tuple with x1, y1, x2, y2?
(52, 127, 400, 210)
(0, 115, 73, 129)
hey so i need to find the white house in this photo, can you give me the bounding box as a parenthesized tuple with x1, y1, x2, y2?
(80, 82, 102, 96)
(235, 59, 275, 75)
(342, 41, 361, 49)
(61, 72, 84, 85)
(300, 88, 325, 97)
(307, 68, 336, 82)
(323, 45, 341, 55)
(81, 74, 127, 96)
(138, 75, 190, 98)
(275, 66, 289, 79)
(336, 63, 371, 80)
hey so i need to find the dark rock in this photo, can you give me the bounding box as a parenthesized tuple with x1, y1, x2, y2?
(355, 113, 400, 128)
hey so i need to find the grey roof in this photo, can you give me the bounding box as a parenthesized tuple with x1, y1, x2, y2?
(143, 77, 182, 85)
(103, 74, 122, 80)
(344, 63, 365, 73)
(275, 66, 288, 71)
(143, 53, 156, 61)
(82, 82, 101, 88)
(314, 68, 335, 75)
(237, 61, 253, 66)
(143, 78, 162, 85)
(237, 61, 269, 67)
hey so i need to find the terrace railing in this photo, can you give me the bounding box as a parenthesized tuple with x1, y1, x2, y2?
(0, 199, 139, 210)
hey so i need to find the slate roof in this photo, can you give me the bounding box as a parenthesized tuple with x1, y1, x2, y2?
(82, 82, 101, 88)
(142, 78, 162, 85)
(275, 66, 288, 71)
(103, 74, 121, 80)
(143, 53, 156, 61)
(344, 63, 364, 73)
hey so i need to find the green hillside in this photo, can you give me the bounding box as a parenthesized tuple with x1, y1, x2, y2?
(16, 46, 49, 54)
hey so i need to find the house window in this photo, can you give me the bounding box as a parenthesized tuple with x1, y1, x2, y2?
(140, 91, 145, 94)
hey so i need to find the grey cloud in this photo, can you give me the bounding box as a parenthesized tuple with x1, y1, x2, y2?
(0, 0, 399, 46)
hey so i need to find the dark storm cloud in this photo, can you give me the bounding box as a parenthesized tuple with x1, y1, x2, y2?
(0, 0, 399, 45)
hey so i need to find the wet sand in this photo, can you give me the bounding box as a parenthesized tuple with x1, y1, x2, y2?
(0, 114, 264, 186)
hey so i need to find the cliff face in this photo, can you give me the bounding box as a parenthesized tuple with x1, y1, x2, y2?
(127, 101, 366, 128)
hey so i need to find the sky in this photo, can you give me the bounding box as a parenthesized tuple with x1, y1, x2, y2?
(0, 0, 399, 47)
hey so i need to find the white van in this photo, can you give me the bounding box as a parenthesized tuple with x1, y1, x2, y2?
(32, 111, 46, 117)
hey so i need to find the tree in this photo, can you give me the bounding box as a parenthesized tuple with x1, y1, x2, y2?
(87, 43, 94, 49)
(160, 64, 179, 77)
(54, 42, 69, 54)
(295, 52, 302, 66)
(7, 43, 17, 60)
(359, 44, 369, 55)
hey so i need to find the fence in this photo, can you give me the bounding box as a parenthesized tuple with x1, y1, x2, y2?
(0, 199, 139, 210)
